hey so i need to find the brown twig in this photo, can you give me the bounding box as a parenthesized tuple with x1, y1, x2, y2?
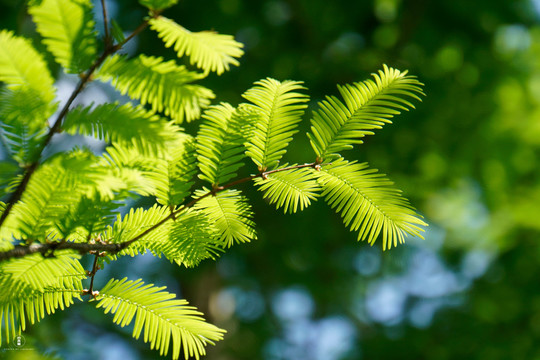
(100, 0, 110, 44)
(82, 254, 101, 298)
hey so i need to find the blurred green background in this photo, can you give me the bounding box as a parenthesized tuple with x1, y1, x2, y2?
(2, 0, 540, 359)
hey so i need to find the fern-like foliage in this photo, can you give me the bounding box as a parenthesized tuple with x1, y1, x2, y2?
(0, 0, 428, 354)
(100, 142, 166, 198)
(0, 89, 49, 166)
(242, 78, 309, 171)
(96, 54, 215, 123)
(0, 254, 85, 345)
(254, 165, 321, 214)
(308, 64, 424, 162)
(166, 210, 222, 267)
(55, 195, 119, 241)
(94, 277, 225, 360)
(62, 102, 177, 152)
(1, 149, 120, 242)
(316, 158, 427, 250)
(150, 135, 199, 207)
(0, 30, 56, 166)
(194, 189, 257, 248)
(149, 16, 244, 75)
(105, 205, 220, 267)
(197, 103, 252, 186)
(29, 0, 98, 74)
(0, 163, 19, 198)
(105, 204, 171, 251)
(3, 165, 81, 241)
(0, 30, 56, 104)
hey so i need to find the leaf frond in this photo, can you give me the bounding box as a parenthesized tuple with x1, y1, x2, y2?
(166, 210, 222, 267)
(96, 54, 215, 123)
(242, 78, 309, 171)
(0, 89, 50, 166)
(101, 139, 173, 198)
(29, 0, 98, 73)
(317, 158, 427, 250)
(62, 102, 178, 153)
(254, 165, 321, 213)
(307, 64, 424, 161)
(193, 188, 257, 248)
(197, 103, 251, 186)
(149, 16, 244, 75)
(95, 277, 225, 360)
(0, 254, 85, 345)
(104, 204, 171, 256)
(1, 149, 118, 242)
(0, 30, 55, 103)
(150, 136, 198, 207)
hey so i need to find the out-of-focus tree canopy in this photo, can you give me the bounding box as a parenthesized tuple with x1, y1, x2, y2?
(1, 0, 540, 359)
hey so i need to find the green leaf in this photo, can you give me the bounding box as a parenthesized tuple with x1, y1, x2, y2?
(166, 210, 222, 267)
(254, 165, 321, 213)
(95, 277, 225, 360)
(104, 205, 220, 267)
(194, 188, 257, 248)
(3, 166, 81, 241)
(317, 158, 427, 250)
(0, 30, 56, 103)
(150, 135, 198, 206)
(308, 64, 424, 161)
(1, 149, 116, 242)
(100, 142, 166, 197)
(104, 204, 171, 250)
(0, 88, 50, 166)
(55, 195, 119, 241)
(197, 103, 251, 186)
(110, 19, 125, 43)
(149, 16, 244, 75)
(62, 102, 177, 153)
(0, 254, 84, 346)
(0, 161, 19, 197)
(139, 0, 179, 11)
(29, 0, 98, 73)
(96, 54, 215, 123)
(242, 78, 309, 171)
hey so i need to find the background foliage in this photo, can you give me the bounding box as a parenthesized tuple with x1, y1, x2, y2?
(1, 0, 540, 359)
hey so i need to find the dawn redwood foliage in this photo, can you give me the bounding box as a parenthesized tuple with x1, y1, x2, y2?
(0, 0, 426, 358)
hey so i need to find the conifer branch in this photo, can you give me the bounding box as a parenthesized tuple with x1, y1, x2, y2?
(0, 162, 324, 262)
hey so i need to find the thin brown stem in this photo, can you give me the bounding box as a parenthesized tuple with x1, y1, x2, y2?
(85, 254, 100, 297)
(100, 0, 111, 47)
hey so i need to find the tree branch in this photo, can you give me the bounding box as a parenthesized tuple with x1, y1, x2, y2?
(0, 241, 129, 262)
(0, 162, 325, 262)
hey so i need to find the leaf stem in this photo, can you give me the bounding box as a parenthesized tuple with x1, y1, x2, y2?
(101, 0, 110, 46)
